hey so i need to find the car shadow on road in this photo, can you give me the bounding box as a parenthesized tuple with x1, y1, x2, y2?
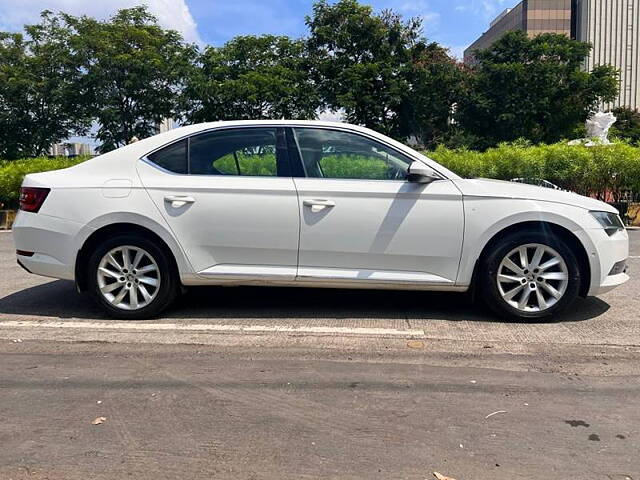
(0, 279, 610, 324)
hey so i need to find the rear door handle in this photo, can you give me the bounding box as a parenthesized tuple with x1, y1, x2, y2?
(164, 195, 195, 208)
(303, 199, 335, 213)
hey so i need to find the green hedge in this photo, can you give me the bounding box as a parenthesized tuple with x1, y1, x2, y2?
(0, 157, 87, 209)
(427, 142, 640, 202)
(2, 141, 640, 210)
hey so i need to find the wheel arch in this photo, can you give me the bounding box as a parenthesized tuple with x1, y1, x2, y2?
(471, 221, 591, 298)
(75, 219, 188, 292)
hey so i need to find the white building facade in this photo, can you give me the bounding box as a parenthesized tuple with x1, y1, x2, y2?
(575, 0, 640, 110)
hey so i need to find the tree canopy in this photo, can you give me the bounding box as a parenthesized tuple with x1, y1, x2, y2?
(457, 31, 619, 148)
(63, 7, 197, 152)
(306, 0, 462, 147)
(0, 2, 626, 158)
(185, 35, 319, 123)
(0, 14, 90, 158)
(611, 107, 640, 145)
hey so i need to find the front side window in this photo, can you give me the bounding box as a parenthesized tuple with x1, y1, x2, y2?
(292, 128, 412, 180)
(190, 128, 278, 176)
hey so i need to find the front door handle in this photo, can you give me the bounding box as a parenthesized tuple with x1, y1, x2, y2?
(164, 195, 195, 208)
(303, 199, 336, 213)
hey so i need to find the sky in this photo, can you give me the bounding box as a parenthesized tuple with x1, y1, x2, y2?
(0, 0, 515, 60)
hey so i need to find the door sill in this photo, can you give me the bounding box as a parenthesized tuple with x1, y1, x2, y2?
(296, 267, 454, 285)
(184, 265, 463, 291)
(197, 264, 296, 282)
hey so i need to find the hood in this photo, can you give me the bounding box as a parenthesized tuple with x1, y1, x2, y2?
(452, 178, 618, 213)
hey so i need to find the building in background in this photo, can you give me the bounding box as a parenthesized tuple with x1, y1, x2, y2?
(48, 142, 94, 157)
(575, 0, 640, 110)
(462, 6, 526, 61)
(156, 118, 176, 134)
(48, 143, 67, 157)
(464, 0, 639, 110)
(66, 142, 93, 157)
(463, 1, 573, 64)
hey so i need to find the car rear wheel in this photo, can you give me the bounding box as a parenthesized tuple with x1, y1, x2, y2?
(87, 235, 179, 319)
(479, 230, 581, 320)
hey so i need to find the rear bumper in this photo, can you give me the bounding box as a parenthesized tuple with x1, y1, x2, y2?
(575, 228, 630, 296)
(12, 211, 85, 281)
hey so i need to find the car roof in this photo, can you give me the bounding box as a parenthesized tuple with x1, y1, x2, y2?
(76, 120, 461, 181)
(166, 120, 378, 136)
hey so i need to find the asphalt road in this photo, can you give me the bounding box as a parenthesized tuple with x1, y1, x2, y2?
(1, 231, 639, 479)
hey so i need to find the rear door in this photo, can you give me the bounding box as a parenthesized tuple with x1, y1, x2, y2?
(288, 127, 464, 286)
(137, 126, 300, 281)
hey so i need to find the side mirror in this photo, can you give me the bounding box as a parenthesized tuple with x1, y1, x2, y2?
(407, 161, 439, 184)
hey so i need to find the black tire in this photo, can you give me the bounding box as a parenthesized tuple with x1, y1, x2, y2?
(87, 234, 179, 320)
(479, 229, 581, 321)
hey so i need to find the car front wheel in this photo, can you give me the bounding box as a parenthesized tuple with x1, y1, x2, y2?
(480, 230, 581, 320)
(87, 235, 179, 319)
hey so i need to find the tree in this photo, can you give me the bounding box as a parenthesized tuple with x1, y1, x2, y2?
(64, 7, 197, 152)
(457, 31, 619, 148)
(185, 35, 320, 123)
(610, 106, 640, 145)
(306, 0, 462, 147)
(396, 42, 465, 147)
(0, 14, 89, 159)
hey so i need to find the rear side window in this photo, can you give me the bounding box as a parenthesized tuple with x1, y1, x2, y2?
(145, 128, 285, 176)
(190, 128, 278, 176)
(147, 139, 187, 174)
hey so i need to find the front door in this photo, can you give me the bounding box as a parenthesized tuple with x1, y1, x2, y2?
(137, 127, 300, 281)
(289, 127, 464, 286)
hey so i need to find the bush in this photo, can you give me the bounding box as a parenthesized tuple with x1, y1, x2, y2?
(428, 141, 640, 202)
(4, 141, 640, 211)
(0, 156, 86, 209)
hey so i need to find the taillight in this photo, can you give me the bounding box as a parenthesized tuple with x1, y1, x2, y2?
(19, 187, 50, 213)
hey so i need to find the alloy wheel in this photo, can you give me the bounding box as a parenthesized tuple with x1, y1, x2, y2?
(496, 243, 569, 313)
(96, 245, 161, 310)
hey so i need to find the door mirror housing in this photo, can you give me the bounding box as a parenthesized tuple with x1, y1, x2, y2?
(407, 161, 439, 184)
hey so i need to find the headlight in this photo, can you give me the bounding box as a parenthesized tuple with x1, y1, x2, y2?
(590, 211, 625, 236)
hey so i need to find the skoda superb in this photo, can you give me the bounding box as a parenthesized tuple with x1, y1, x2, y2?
(13, 121, 629, 320)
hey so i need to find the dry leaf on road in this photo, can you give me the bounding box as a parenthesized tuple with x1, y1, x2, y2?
(485, 410, 507, 419)
(433, 472, 457, 480)
(91, 416, 107, 425)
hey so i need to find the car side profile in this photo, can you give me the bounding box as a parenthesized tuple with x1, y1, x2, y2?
(13, 121, 629, 320)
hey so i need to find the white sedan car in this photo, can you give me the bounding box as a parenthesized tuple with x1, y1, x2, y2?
(14, 121, 629, 320)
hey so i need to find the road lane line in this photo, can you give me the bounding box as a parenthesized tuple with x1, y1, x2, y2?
(0, 320, 425, 337)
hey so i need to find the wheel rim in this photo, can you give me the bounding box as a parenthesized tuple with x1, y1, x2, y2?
(96, 246, 161, 310)
(496, 243, 569, 313)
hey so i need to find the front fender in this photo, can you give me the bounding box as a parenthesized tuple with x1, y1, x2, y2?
(456, 198, 596, 286)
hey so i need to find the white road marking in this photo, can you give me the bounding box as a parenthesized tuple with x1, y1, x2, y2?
(0, 320, 424, 337)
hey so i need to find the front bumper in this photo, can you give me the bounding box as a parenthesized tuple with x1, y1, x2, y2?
(12, 211, 85, 281)
(575, 227, 630, 296)
(593, 271, 629, 295)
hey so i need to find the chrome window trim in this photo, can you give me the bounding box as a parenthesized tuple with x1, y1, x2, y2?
(140, 125, 283, 179)
(139, 123, 449, 181)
